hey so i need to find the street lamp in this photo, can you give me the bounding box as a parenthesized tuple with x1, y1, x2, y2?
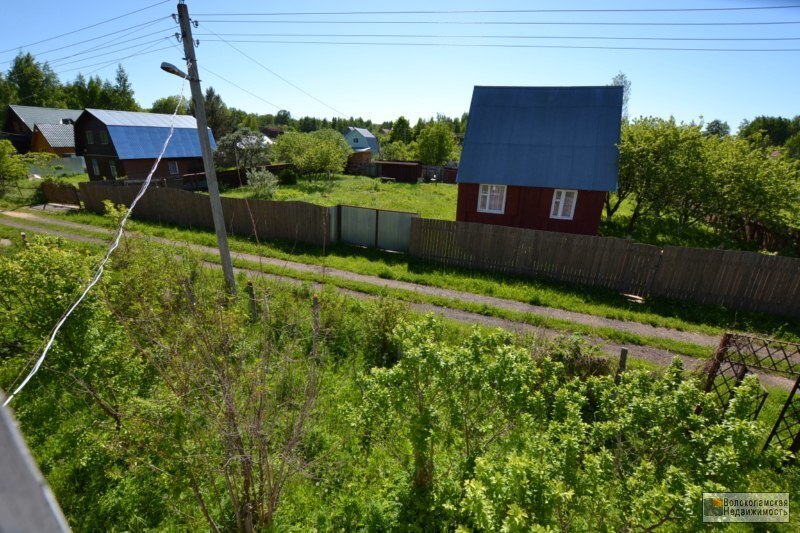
(160, 10, 237, 295)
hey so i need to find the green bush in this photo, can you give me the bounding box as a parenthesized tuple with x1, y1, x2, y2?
(278, 167, 298, 185)
(247, 168, 278, 199)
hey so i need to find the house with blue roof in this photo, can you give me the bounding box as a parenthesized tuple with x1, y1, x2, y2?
(343, 126, 379, 154)
(74, 109, 216, 181)
(456, 86, 623, 235)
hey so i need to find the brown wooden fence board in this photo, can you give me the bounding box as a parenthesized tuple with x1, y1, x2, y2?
(79, 183, 328, 247)
(410, 218, 800, 318)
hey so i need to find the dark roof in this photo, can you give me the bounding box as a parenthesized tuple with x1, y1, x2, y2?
(457, 86, 623, 191)
(344, 126, 380, 153)
(80, 109, 216, 160)
(0, 392, 69, 532)
(8, 105, 82, 133)
(34, 123, 75, 149)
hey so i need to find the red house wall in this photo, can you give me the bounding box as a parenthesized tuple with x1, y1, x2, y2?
(456, 183, 606, 235)
(122, 158, 204, 181)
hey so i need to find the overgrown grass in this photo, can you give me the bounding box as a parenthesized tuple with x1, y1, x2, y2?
(223, 174, 458, 219)
(11, 208, 800, 345)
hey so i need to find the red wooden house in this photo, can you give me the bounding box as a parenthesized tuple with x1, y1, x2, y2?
(456, 86, 623, 235)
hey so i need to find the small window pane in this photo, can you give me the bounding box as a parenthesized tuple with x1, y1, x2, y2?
(91, 159, 99, 175)
(86, 131, 94, 144)
(100, 130, 109, 144)
(168, 161, 179, 175)
(110, 160, 117, 178)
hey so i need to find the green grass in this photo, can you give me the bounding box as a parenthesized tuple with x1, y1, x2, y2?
(223, 174, 458, 219)
(13, 208, 800, 346)
(0, 213, 714, 358)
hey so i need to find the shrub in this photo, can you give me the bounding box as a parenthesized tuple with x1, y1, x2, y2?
(278, 168, 298, 185)
(247, 168, 278, 199)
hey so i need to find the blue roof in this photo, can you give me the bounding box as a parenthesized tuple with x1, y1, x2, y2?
(345, 126, 379, 153)
(84, 109, 215, 160)
(457, 86, 623, 191)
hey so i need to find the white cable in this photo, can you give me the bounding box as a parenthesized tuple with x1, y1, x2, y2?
(3, 81, 187, 407)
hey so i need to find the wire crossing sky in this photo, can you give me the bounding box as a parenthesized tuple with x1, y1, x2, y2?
(1, 0, 799, 130)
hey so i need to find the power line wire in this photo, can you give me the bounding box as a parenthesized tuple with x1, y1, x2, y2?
(166, 39, 282, 110)
(0, 18, 171, 64)
(201, 39, 800, 52)
(196, 32, 800, 42)
(197, 19, 800, 27)
(201, 26, 347, 116)
(45, 27, 176, 67)
(0, 1, 171, 55)
(48, 38, 172, 69)
(55, 42, 174, 77)
(3, 84, 187, 408)
(193, 5, 800, 15)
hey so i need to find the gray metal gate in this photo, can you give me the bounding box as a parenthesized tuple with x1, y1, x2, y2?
(333, 205, 418, 253)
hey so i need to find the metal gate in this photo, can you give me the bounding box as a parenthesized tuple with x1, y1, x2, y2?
(332, 205, 418, 253)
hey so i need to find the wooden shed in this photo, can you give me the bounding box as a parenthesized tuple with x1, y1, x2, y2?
(456, 86, 623, 236)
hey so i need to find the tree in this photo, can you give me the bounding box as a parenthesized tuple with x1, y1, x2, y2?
(213, 126, 271, 170)
(190, 86, 235, 138)
(380, 141, 416, 161)
(614, 117, 710, 235)
(389, 116, 411, 143)
(275, 109, 292, 126)
(739, 116, 798, 146)
(704, 133, 800, 245)
(0, 72, 17, 125)
(111, 64, 138, 111)
(704, 119, 730, 138)
(149, 95, 189, 115)
(273, 129, 350, 177)
(0, 139, 27, 195)
(7, 52, 63, 107)
(416, 122, 456, 165)
(609, 71, 632, 119)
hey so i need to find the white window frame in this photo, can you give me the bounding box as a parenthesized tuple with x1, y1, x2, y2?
(550, 189, 578, 220)
(168, 160, 179, 175)
(477, 184, 507, 214)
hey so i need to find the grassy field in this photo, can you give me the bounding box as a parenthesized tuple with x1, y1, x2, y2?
(15, 208, 800, 347)
(223, 174, 458, 219)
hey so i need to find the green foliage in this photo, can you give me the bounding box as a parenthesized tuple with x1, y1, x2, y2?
(0, 140, 28, 195)
(214, 126, 271, 169)
(272, 129, 351, 177)
(739, 115, 799, 147)
(389, 116, 412, 143)
(246, 168, 278, 199)
(0, 239, 793, 531)
(380, 140, 417, 161)
(149, 95, 189, 115)
(416, 121, 457, 165)
(277, 167, 298, 185)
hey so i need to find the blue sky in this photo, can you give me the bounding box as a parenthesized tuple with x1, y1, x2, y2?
(2, 1, 799, 130)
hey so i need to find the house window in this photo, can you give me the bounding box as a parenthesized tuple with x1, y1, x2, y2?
(353, 137, 358, 143)
(477, 184, 507, 214)
(168, 160, 179, 175)
(91, 159, 100, 176)
(110, 160, 117, 179)
(550, 189, 578, 220)
(86, 130, 94, 144)
(100, 130, 109, 144)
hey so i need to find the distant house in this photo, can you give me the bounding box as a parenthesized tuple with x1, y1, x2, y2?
(343, 127, 379, 153)
(30, 123, 77, 156)
(456, 86, 623, 235)
(74, 109, 215, 181)
(2, 104, 82, 153)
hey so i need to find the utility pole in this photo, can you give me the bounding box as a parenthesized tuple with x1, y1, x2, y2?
(176, 1, 236, 295)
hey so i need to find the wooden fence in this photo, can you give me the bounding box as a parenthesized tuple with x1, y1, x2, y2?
(409, 218, 800, 317)
(41, 182, 81, 206)
(79, 182, 329, 248)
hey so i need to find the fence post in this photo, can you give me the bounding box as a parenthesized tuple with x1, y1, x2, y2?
(614, 348, 628, 384)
